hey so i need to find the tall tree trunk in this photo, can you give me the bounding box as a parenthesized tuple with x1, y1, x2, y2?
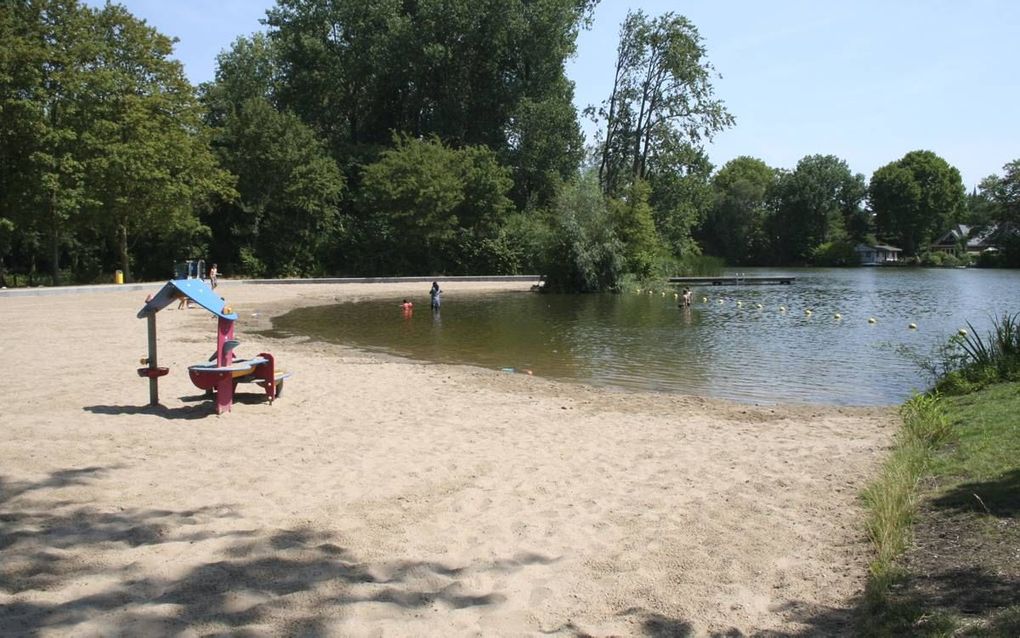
(119, 223, 131, 283)
(49, 194, 60, 286)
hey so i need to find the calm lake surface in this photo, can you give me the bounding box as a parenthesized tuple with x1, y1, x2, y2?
(266, 268, 1020, 406)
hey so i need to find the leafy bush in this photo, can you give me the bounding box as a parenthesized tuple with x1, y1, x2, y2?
(539, 172, 624, 292)
(810, 240, 857, 266)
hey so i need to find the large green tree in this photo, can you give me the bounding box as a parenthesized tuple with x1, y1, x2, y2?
(1, 0, 92, 284)
(979, 159, 1020, 225)
(265, 0, 595, 209)
(357, 135, 513, 275)
(202, 35, 344, 278)
(0, 0, 232, 283)
(703, 156, 776, 265)
(773, 154, 866, 263)
(869, 150, 965, 256)
(207, 97, 344, 277)
(591, 10, 733, 196)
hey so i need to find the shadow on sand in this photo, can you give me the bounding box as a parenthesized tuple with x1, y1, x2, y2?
(0, 466, 555, 636)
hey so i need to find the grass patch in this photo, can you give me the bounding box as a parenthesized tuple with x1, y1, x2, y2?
(859, 394, 952, 619)
(857, 382, 1020, 636)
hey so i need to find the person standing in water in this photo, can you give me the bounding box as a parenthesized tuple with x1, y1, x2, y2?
(429, 281, 442, 311)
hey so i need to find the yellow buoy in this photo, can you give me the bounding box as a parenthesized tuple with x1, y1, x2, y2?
(718, 299, 724, 304)
(636, 288, 641, 294)
(756, 303, 763, 309)
(779, 306, 786, 312)
(958, 328, 968, 336)
(673, 293, 679, 300)
(868, 317, 876, 324)
(805, 309, 813, 315)
(834, 313, 841, 320)
(909, 323, 917, 330)
(648, 290, 653, 295)
(702, 297, 708, 303)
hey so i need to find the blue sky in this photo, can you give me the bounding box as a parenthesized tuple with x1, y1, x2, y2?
(83, 0, 1019, 188)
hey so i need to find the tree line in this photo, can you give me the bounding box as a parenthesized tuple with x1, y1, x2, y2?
(1, 1, 1017, 290)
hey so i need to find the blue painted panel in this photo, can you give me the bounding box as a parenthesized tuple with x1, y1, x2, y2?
(137, 279, 238, 320)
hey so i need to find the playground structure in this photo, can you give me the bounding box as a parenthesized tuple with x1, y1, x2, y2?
(136, 277, 290, 414)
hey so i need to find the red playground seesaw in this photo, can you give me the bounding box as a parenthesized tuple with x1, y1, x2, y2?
(136, 278, 291, 414)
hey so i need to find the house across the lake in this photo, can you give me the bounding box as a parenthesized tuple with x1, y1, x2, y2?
(931, 223, 1010, 256)
(855, 243, 902, 266)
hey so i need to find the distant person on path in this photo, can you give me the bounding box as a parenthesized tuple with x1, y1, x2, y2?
(209, 263, 218, 289)
(429, 281, 442, 311)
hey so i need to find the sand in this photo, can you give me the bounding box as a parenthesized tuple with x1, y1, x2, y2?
(0, 281, 896, 637)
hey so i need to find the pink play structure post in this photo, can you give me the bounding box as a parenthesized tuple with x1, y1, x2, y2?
(215, 316, 236, 414)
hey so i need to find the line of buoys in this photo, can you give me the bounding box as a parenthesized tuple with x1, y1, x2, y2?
(640, 291, 927, 330)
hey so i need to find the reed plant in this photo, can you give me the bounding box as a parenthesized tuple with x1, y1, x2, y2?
(933, 312, 1020, 394)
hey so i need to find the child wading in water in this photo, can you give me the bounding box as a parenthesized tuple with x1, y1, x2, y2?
(429, 281, 442, 311)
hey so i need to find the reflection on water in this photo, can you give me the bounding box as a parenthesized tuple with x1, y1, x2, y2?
(264, 268, 1020, 406)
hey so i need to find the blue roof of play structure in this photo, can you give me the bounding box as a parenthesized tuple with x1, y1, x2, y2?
(137, 279, 238, 320)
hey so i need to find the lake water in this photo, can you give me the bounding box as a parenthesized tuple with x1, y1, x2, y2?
(265, 268, 1020, 406)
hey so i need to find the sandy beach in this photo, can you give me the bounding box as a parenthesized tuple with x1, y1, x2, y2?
(0, 281, 895, 636)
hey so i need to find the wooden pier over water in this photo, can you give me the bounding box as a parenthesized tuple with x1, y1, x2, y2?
(669, 275, 796, 286)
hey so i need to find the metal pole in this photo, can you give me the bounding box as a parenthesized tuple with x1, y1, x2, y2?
(147, 314, 159, 405)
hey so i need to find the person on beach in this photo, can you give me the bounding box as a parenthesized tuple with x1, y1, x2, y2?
(209, 263, 219, 289)
(429, 281, 442, 311)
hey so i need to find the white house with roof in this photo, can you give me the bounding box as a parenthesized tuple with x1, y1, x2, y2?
(854, 243, 902, 265)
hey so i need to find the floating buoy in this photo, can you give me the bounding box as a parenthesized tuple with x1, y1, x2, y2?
(661, 291, 666, 297)
(636, 288, 641, 294)
(868, 317, 876, 324)
(779, 306, 787, 312)
(834, 313, 841, 320)
(908, 323, 917, 330)
(673, 293, 679, 300)
(756, 303, 763, 309)
(702, 297, 708, 303)
(648, 290, 653, 295)
(804, 309, 813, 315)
(736, 301, 743, 307)
(718, 299, 725, 304)
(958, 328, 967, 336)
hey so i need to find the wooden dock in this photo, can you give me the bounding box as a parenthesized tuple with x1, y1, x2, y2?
(668, 275, 795, 286)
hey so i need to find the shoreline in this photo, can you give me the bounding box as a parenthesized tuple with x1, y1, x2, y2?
(0, 281, 896, 636)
